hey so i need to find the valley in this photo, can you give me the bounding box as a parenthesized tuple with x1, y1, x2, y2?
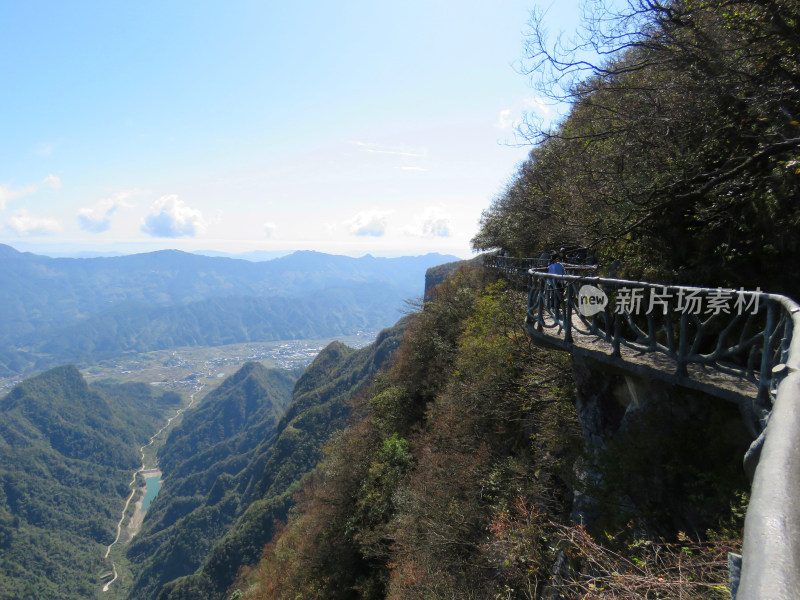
(87, 333, 377, 596)
(102, 384, 205, 595)
(0, 332, 378, 397)
(0, 247, 439, 599)
(0, 330, 381, 600)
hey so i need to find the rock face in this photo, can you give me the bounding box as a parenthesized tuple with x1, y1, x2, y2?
(569, 353, 752, 536)
(571, 354, 628, 451)
(424, 259, 468, 300)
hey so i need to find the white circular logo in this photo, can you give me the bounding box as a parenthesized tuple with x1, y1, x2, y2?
(578, 285, 608, 316)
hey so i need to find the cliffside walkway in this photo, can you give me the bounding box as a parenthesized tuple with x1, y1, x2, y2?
(485, 253, 800, 600)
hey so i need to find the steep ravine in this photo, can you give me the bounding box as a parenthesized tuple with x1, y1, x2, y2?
(102, 386, 203, 593)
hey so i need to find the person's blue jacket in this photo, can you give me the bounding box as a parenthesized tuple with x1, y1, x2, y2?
(548, 261, 565, 276)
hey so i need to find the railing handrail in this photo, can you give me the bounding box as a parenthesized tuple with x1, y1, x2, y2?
(528, 271, 800, 371)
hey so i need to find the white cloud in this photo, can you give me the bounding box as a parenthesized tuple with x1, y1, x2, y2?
(0, 184, 37, 210)
(78, 190, 136, 233)
(497, 108, 513, 129)
(523, 96, 554, 119)
(405, 206, 453, 238)
(346, 210, 391, 237)
(399, 166, 428, 172)
(351, 141, 427, 159)
(7, 209, 62, 236)
(35, 142, 55, 157)
(264, 222, 276, 238)
(141, 195, 207, 238)
(43, 174, 61, 189)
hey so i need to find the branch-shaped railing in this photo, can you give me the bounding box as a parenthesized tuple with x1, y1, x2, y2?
(483, 254, 800, 600)
(525, 271, 792, 430)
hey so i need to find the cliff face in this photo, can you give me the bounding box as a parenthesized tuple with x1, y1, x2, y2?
(571, 353, 751, 537)
(423, 259, 470, 301)
(222, 269, 584, 599)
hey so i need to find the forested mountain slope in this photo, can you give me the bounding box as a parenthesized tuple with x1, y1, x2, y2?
(227, 266, 746, 600)
(0, 366, 181, 600)
(28, 284, 404, 369)
(472, 0, 800, 296)
(126, 321, 404, 600)
(124, 364, 297, 600)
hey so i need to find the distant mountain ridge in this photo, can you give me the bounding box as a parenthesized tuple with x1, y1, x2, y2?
(0, 244, 458, 375)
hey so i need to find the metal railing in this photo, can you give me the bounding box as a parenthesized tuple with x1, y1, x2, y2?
(483, 253, 598, 289)
(483, 255, 800, 600)
(525, 271, 793, 429)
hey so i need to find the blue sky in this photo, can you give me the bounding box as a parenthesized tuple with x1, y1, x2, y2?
(0, 0, 584, 258)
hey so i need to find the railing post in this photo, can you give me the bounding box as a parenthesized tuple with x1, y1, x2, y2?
(565, 283, 573, 344)
(757, 302, 777, 414)
(537, 285, 544, 332)
(676, 311, 689, 377)
(527, 284, 536, 326)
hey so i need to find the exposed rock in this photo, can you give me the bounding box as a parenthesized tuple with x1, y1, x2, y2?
(569, 353, 751, 536)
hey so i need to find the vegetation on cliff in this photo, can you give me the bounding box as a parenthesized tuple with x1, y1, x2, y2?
(472, 0, 800, 295)
(225, 267, 745, 600)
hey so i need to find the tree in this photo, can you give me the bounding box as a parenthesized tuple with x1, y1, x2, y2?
(474, 0, 800, 293)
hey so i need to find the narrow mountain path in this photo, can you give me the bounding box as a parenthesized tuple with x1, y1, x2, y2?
(102, 386, 204, 593)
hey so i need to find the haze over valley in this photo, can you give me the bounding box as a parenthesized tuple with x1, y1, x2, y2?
(0, 244, 456, 379)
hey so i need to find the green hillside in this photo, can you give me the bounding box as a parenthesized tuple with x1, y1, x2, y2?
(0, 367, 181, 600)
(124, 323, 405, 600)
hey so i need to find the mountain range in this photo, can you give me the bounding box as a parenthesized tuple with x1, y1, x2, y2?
(0, 244, 457, 376)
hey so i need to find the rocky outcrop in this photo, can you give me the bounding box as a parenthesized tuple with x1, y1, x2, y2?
(570, 353, 751, 536)
(424, 259, 469, 300)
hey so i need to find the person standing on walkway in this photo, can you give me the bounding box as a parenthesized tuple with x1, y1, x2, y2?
(548, 251, 565, 277)
(547, 252, 565, 321)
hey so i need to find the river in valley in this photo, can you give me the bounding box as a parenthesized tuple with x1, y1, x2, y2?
(102, 387, 202, 593)
(122, 469, 163, 541)
(141, 473, 162, 512)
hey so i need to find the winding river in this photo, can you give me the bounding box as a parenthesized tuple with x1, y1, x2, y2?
(102, 386, 203, 593)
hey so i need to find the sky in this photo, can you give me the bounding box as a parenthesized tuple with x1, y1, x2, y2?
(0, 0, 585, 259)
